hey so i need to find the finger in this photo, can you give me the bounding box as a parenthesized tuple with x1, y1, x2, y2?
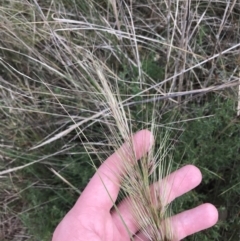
(112, 165, 202, 237)
(77, 130, 154, 211)
(134, 203, 218, 241)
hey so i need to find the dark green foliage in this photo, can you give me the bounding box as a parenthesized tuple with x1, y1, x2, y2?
(173, 97, 240, 240)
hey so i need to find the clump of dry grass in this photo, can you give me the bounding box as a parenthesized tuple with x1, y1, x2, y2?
(0, 0, 240, 240)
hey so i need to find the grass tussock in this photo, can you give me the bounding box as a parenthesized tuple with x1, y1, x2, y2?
(0, 0, 240, 240)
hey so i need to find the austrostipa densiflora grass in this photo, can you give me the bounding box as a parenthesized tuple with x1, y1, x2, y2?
(83, 64, 177, 241)
(0, 0, 240, 240)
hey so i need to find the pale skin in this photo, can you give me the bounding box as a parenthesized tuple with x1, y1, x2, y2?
(52, 130, 218, 241)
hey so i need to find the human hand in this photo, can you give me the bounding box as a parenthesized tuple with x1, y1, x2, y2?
(52, 130, 218, 241)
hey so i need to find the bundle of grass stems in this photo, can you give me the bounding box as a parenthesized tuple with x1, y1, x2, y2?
(80, 64, 176, 241)
(0, 0, 240, 240)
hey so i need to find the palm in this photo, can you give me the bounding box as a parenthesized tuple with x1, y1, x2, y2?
(52, 130, 218, 241)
